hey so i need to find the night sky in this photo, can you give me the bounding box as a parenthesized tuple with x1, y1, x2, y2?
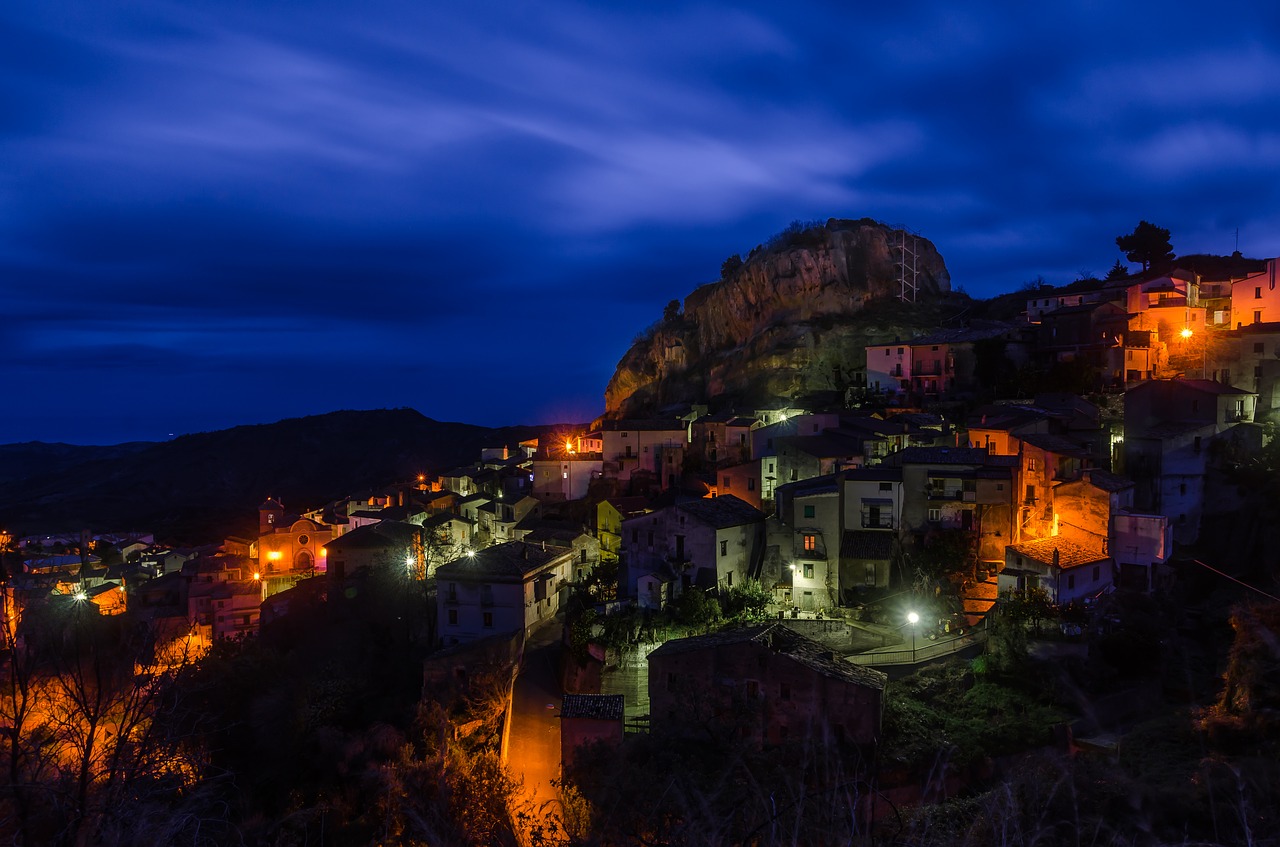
(3, 2, 1279, 445)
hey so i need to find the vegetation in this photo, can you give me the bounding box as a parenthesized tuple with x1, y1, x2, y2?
(1116, 220, 1175, 272)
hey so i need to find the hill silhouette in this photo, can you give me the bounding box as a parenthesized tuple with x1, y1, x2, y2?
(0, 409, 558, 543)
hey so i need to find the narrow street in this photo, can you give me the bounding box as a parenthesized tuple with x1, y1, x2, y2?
(505, 618, 565, 828)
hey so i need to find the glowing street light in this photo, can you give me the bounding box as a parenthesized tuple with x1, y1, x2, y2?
(907, 611, 919, 661)
(1180, 327, 1193, 340)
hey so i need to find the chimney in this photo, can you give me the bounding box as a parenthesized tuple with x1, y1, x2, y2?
(1052, 548, 1060, 570)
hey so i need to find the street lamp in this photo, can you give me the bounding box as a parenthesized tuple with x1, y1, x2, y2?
(907, 611, 919, 661)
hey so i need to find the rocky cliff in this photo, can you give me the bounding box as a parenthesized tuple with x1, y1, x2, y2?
(604, 218, 953, 417)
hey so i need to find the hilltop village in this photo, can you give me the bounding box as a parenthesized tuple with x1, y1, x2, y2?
(2, 243, 1280, 843)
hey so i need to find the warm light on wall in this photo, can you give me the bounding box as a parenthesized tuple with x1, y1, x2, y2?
(267, 551, 282, 561)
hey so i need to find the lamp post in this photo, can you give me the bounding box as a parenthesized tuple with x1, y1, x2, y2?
(907, 611, 919, 662)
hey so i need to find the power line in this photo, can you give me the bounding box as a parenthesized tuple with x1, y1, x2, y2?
(1191, 559, 1280, 603)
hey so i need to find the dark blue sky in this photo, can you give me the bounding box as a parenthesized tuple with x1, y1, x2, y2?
(3, 1, 1279, 444)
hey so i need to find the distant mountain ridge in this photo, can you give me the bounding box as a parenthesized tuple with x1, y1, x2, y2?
(0, 441, 156, 486)
(0, 409, 560, 543)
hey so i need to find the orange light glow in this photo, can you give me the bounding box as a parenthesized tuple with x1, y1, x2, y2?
(267, 551, 282, 561)
(1180, 327, 1193, 339)
(252, 572, 261, 580)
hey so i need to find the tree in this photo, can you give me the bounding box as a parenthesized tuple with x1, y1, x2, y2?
(720, 253, 743, 279)
(1116, 220, 1175, 272)
(1105, 259, 1130, 280)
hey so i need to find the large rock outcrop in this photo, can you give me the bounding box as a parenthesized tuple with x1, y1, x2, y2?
(604, 218, 951, 417)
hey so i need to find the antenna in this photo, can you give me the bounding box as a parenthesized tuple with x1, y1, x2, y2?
(1235, 227, 1239, 254)
(894, 226, 920, 304)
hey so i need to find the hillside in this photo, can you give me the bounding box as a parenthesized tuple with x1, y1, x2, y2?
(0, 409, 558, 543)
(604, 218, 954, 417)
(0, 441, 156, 486)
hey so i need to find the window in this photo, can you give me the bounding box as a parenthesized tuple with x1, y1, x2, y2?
(928, 508, 941, 522)
(726, 571, 733, 586)
(748, 479, 755, 491)
(1067, 574, 1075, 590)
(1257, 286, 1263, 299)
(447, 609, 458, 625)
(1092, 565, 1100, 581)
(1027, 457, 1038, 472)
(803, 563, 814, 578)
(803, 504, 815, 519)
(1256, 310, 1263, 324)
(789, 468, 797, 481)
(745, 680, 758, 698)
(720, 540, 728, 556)
(879, 482, 892, 491)
(723, 476, 731, 489)
(884, 349, 890, 356)
(1255, 342, 1265, 354)
(803, 534, 817, 551)
(483, 612, 493, 628)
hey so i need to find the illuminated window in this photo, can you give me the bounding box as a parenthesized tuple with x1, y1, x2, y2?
(802, 534, 816, 552)
(803, 563, 814, 578)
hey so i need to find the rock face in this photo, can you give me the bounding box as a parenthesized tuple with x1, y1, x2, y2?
(604, 219, 951, 417)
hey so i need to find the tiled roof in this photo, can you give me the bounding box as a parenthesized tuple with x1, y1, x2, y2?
(1076, 469, 1133, 492)
(435, 541, 572, 582)
(1019, 433, 1090, 456)
(905, 323, 1022, 346)
(561, 694, 625, 721)
(648, 624, 887, 691)
(1008, 536, 1109, 570)
(674, 494, 764, 529)
(324, 521, 419, 553)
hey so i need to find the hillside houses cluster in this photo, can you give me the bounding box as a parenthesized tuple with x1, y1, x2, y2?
(1, 257, 1274, 742)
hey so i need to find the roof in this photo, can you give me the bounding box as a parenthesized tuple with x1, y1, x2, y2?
(840, 531, 894, 560)
(888, 446, 1010, 466)
(842, 467, 903, 482)
(561, 693, 625, 721)
(435, 541, 573, 582)
(648, 624, 887, 691)
(1070, 469, 1133, 493)
(776, 430, 865, 458)
(1224, 320, 1280, 337)
(324, 521, 420, 554)
(1018, 433, 1090, 456)
(1171, 378, 1254, 396)
(1008, 537, 1110, 570)
(597, 419, 688, 432)
(775, 474, 840, 499)
(905, 323, 1022, 346)
(673, 494, 764, 529)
